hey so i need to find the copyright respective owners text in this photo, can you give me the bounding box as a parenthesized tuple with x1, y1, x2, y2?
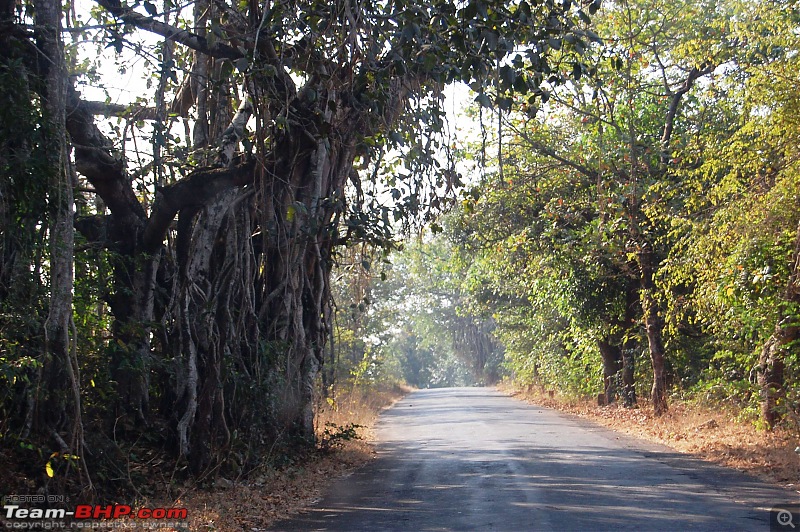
(772, 506, 800, 531)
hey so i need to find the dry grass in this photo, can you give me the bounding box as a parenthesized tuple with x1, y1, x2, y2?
(150, 384, 411, 531)
(316, 383, 413, 443)
(501, 383, 800, 493)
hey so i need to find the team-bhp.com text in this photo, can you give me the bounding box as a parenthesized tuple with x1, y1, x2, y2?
(3, 505, 188, 529)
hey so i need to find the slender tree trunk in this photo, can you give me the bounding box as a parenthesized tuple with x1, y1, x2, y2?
(637, 245, 668, 415)
(37, 0, 72, 421)
(621, 342, 637, 407)
(621, 279, 638, 407)
(35, 0, 89, 489)
(758, 331, 788, 429)
(757, 218, 800, 428)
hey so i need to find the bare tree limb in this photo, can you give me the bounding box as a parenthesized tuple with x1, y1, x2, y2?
(142, 160, 255, 252)
(661, 65, 714, 164)
(67, 89, 147, 225)
(79, 99, 160, 120)
(95, 0, 242, 59)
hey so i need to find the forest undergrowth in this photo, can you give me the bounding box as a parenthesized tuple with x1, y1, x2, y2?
(144, 384, 411, 531)
(502, 383, 800, 493)
(0, 384, 410, 530)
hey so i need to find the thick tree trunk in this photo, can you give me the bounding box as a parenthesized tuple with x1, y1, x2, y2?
(165, 96, 355, 467)
(257, 129, 352, 442)
(597, 338, 622, 405)
(108, 246, 159, 426)
(175, 189, 237, 470)
(60, 10, 407, 466)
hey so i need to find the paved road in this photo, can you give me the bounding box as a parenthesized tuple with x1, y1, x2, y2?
(273, 387, 798, 531)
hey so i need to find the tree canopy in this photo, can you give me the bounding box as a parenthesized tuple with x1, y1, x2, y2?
(2, 0, 800, 502)
(0, 0, 592, 497)
(429, 0, 800, 427)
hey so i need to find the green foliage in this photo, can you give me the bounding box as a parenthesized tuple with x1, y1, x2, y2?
(0, 0, 605, 499)
(0, 57, 52, 441)
(6, 0, 800, 504)
(435, 0, 800, 416)
(328, 233, 504, 392)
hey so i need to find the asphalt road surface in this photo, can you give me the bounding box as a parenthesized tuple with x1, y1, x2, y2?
(273, 387, 798, 531)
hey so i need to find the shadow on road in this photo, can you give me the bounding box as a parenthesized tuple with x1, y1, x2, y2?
(272, 388, 794, 531)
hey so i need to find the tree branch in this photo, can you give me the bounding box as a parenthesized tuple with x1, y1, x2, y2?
(79, 99, 159, 120)
(67, 88, 147, 225)
(142, 160, 255, 252)
(95, 0, 242, 59)
(509, 122, 598, 180)
(74, 214, 110, 244)
(661, 65, 713, 165)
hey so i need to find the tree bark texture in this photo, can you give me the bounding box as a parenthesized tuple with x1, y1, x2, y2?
(597, 338, 622, 405)
(33, 0, 89, 490)
(621, 279, 639, 408)
(637, 246, 668, 415)
(758, 331, 788, 429)
(0, 0, 416, 475)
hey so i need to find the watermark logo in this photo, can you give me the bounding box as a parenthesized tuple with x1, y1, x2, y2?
(2, 496, 188, 529)
(772, 506, 800, 531)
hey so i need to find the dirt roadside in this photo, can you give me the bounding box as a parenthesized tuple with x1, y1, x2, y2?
(150, 385, 410, 531)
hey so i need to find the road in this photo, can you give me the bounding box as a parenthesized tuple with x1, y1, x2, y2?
(273, 387, 797, 531)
